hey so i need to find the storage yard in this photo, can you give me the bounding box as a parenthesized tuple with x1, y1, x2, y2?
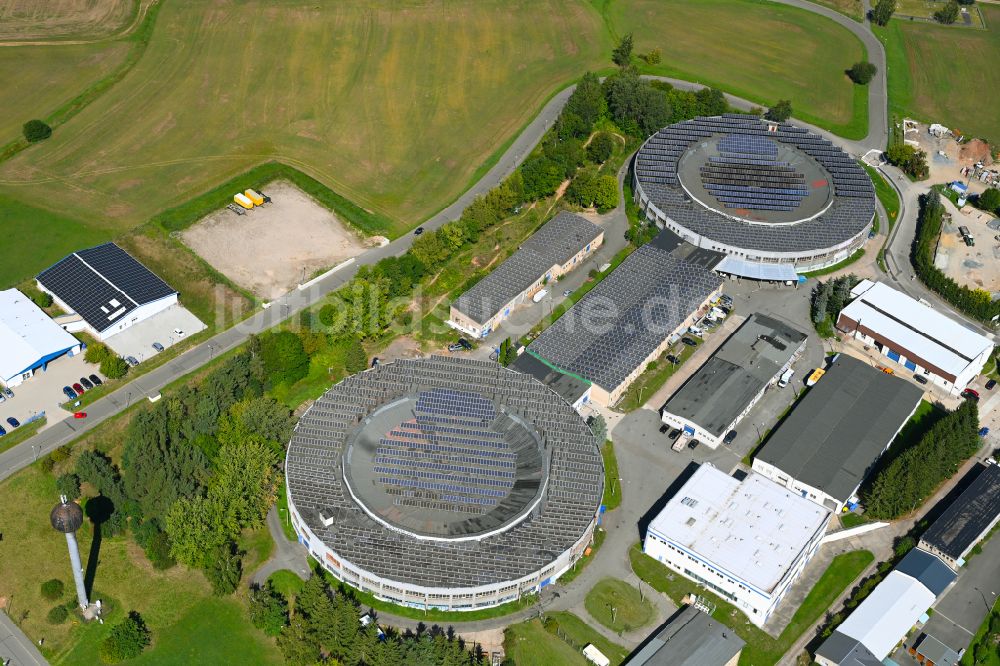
(181, 181, 375, 299)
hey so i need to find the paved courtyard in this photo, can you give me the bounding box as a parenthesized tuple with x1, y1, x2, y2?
(103, 304, 206, 363)
(0, 353, 98, 442)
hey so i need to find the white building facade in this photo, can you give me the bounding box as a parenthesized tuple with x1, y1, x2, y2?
(0, 289, 82, 388)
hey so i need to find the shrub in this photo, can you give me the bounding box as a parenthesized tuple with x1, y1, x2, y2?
(977, 188, 1000, 214)
(31, 290, 53, 308)
(99, 611, 151, 663)
(934, 0, 959, 23)
(50, 445, 71, 463)
(765, 100, 793, 122)
(847, 61, 877, 85)
(587, 132, 616, 164)
(146, 531, 176, 570)
(55, 473, 81, 500)
(344, 336, 368, 374)
(100, 355, 129, 380)
(259, 331, 310, 386)
(41, 579, 65, 601)
(84, 342, 112, 365)
(205, 543, 242, 596)
(47, 605, 69, 624)
(40, 456, 56, 474)
(23, 119, 52, 143)
(248, 583, 289, 636)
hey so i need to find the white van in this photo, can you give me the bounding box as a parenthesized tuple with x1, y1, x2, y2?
(778, 368, 795, 388)
(532, 289, 548, 303)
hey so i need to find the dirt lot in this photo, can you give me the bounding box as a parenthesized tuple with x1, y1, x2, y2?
(903, 120, 995, 192)
(181, 181, 382, 300)
(934, 196, 1000, 294)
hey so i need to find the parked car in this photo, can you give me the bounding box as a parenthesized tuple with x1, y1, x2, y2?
(152, 342, 165, 353)
(72, 383, 85, 395)
(89, 374, 103, 386)
(79, 377, 94, 390)
(62, 386, 78, 400)
(74, 412, 87, 419)
(173, 328, 185, 337)
(668, 428, 681, 441)
(532, 289, 548, 303)
(687, 439, 699, 450)
(414, 226, 425, 235)
(0, 425, 5, 436)
(913, 374, 928, 385)
(723, 430, 738, 445)
(563, 289, 573, 297)
(961, 388, 980, 402)
(868, 230, 876, 239)
(370, 357, 380, 368)
(0, 393, 4, 403)
(681, 337, 698, 347)
(664, 354, 679, 365)
(6, 417, 19, 428)
(1, 386, 12, 399)
(125, 356, 139, 367)
(447, 342, 467, 352)
(978, 427, 990, 438)
(987, 379, 997, 390)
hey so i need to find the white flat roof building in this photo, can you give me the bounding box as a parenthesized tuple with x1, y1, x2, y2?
(838, 280, 993, 393)
(0, 289, 82, 388)
(643, 464, 829, 626)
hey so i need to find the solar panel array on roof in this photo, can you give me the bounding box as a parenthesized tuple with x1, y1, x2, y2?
(36, 242, 176, 334)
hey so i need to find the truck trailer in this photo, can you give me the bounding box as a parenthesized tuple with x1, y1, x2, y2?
(234, 193, 254, 209)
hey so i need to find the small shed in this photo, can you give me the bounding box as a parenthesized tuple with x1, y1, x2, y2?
(582, 644, 610, 666)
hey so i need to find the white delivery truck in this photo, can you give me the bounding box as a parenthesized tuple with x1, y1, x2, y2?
(778, 368, 795, 387)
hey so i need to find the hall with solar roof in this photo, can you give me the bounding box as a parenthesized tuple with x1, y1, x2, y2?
(285, 356, 603, 611)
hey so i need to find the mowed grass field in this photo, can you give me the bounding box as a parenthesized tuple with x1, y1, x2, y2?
(612, 0, 867, 136)
(880, 6, 1000, 143)
(0, 0, 136, 41)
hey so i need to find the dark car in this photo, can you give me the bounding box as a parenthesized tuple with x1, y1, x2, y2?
(659, 424, 669, 434)
(62, 386, 78, 400)
(868, 230, 877, 239)
(913, 374, 928, 385)
(458, 338, 473, 350)
(668, 428, 681, 440)
(152, 342, 165, 353)
(414, 226, 425, 235)
(89, 374, 103, 386)
(687, 439, 699, 450)
(125, 356, 139, 367)
(961, 388, 980, 402)
(723, 430, 738, 445)
(0, 425, 5, 436)
(6, 417, 19, 429)
(72, 383, 85, 394)
(370, 357, 380, 368)
(79, 377, 94, 390)
(664, 355, 679, 365)
(681, 337, 698, 347)
(987, 379, 997, 390)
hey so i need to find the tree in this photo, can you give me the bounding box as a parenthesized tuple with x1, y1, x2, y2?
(605, 70, 671, 137)
(276, 615, 321, 664)
(100, 355, 129, 380)
(344, 335, 368, 374)
(811, 282, 832, 324)
(611, 32, 633, 68)
(885, 143, 929, 179)
(205, 542, 243, 595)
(210, 440, 280, 535)
(84, 342, 112, 365)
(934, 0, 960, 23)
(977, 188, 1000, 214)
(165, 495, 227, 567)
(145, 530, 176, 570)
(847, 61, 878, 85)
(520, 155, 564, 200)
(47, 605, 69, 624)
(40, 579, 64, 601)
(643, 48, 662, 65)
(99, 611, 151, 663)
(259, 330, 310, 385)
(216, 396, 292, 453)
(55, 473, 81, 501)
(249, 583, 288, 636)
(765, 100, 793, 122)
(587, 414, 607, 443)
(872, 0, 896, 25)
(593, 175, 619, 211)
(587, 132, 616, 164)
(22, 119, 52, 143)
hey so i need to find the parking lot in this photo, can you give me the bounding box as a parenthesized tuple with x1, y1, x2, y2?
(103, 304, 206, 364)
(0, 353, 100, 438)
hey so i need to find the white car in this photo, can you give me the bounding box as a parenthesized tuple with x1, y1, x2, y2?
(532, 289, 548, 303)
(173, 328, 185, 337)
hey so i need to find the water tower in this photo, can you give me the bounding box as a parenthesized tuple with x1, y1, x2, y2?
(50, 496, 88, 610)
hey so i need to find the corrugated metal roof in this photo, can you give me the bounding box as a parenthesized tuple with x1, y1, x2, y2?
(895, 549, 956, 596)
(919, 463, 1000, 560)
(628, 607, 746, 666)
(837, 570, 935, 659)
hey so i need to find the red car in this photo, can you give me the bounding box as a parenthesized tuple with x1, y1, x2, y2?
(961, 388, 980, 401)
(73, 412, 87, 419)
(72, 382, 86, 394)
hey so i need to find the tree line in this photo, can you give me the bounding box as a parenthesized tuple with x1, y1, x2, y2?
(810, 274, 860, 331)
(911, 191, 1000, 322)
(249, 573, 487, 666)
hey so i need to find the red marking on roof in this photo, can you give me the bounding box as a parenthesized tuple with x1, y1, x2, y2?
(735, 208, 749, 215)
(812, 179, 828, 188)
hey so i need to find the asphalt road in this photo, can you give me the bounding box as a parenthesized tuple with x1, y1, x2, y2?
(0, 611, 46, 666)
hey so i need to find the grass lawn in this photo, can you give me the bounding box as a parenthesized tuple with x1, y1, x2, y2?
(809, 0, 864, 21)
(630, 543, 874, 665)
(559, 528, 607, 586)
(840, 512, 869, 529)
(601, 441, 621, 511)
(616, 337, 700, 412)
(267, 570, 305, 600)
(861, 162, 900, 232)
(877, 7, 1000, 144)
(0, 0, 136, 41)
(504, 618, 591, 666)
(546, 612, 629, 665)
(584, 578, 656, 633)
(275, 480, 297, 542)
(799, 249, 866, 278)
(894, 0, 986, 28)
(0, 416, 46, 455)
(612, 0, 868, 137)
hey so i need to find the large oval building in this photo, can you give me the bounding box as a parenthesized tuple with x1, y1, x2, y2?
(633, 114, 875, 275)
(285, 356, 604, 611)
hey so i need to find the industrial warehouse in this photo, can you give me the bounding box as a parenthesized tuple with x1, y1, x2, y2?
(659, 313, 807, 448)
(526, 229, 723, 406)
(752, 354, 924, 511)
(449, 211, 603, 339)
(633, 114, 875, 275)
(0, 288, 82, 388)
(643, 464, 830, 627)
(284, 356, 604, 611)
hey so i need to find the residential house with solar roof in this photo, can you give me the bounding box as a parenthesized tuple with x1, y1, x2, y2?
(449, 211, 603, 339)
(36, 242, 178, 341)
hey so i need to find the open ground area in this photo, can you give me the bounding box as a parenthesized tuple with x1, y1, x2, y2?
(181, 181, 373, 299)
(894, 0, 985, 28)
(0, 0, 136, 41)
(880, 6, 1000, 145)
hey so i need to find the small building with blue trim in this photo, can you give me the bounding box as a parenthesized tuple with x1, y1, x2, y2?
(0, 288, 82, 388)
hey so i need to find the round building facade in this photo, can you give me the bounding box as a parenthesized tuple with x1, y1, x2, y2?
(633, 114, 876, 274)
(285, 356, 604, 611)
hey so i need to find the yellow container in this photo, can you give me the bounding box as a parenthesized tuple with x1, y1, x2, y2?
(245, 189, 264, 206)
(234, 193, 254, 209)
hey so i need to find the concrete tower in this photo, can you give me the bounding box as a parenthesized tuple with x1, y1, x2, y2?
(50, 496, 88, 610)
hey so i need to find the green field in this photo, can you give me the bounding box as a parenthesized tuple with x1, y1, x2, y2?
(879, 6, 1000, 144)
(504, 618, 592, 666)
(613, 0, 868, 136)
(584, 578, 656, 633)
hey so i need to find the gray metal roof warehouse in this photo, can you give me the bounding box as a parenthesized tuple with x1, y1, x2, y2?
(526, 229, 723, 394)
(660, 313, 807, 439)
(452, 211, 602, 326)
(628, 606, 745, 666)
(755, 354, 924, 503)
(919, 462, 1000, 562)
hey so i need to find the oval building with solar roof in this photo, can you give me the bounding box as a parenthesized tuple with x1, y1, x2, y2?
(633, 114, 876, 276)
(285, 356, 604, 610)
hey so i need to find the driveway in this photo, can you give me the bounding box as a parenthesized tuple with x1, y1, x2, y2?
(103, 304, 207, 363)
(0, 353, 100, 439)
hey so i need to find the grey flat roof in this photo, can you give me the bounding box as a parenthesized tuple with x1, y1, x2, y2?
(453, 212, 601, 325)
(627, 607, 745, 666)
(914, 634, 960, 666)
(755, 355, 924, 502)
(815, 631, 883, 666)
(526, 238, 722, 393)
(919, 463, 1000, 560)
(510, 352, 589, 406)
(661, 313, 807, 438)
(895, 549, 956, 596)
(635, 114, 875, 255)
